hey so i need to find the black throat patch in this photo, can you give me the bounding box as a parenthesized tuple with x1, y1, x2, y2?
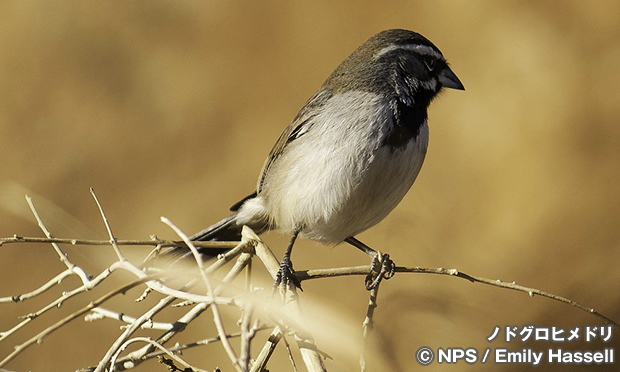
(383, 99, 427, 149)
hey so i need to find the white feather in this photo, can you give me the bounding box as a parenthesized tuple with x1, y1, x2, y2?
(236, 91, 428, 243)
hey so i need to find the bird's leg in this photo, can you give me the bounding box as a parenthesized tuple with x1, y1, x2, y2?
(345, 237, 395, 290)
(274, 229, 302, 293)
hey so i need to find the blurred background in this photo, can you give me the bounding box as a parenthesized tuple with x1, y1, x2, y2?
(1, 1, 619, 371)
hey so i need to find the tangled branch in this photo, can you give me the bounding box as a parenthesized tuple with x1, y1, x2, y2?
(0, 192, 617, 372)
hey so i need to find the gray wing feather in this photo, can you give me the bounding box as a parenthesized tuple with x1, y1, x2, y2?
(256, 89, 333, 193)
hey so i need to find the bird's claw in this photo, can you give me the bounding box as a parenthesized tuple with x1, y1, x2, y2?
(273, 254, 302, 294)
(365, 252, 395, 290)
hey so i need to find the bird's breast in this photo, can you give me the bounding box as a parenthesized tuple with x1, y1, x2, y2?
(258, 91, 429, 242)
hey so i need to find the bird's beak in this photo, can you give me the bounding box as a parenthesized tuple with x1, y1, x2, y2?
(438, 66, 465, 90)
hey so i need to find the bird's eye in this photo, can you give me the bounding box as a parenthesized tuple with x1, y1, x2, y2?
(423, 57, 436, 71)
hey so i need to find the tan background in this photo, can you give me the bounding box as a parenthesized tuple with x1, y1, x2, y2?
(1, 1, 619, 371)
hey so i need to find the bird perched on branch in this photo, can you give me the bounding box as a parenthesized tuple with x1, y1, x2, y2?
(162, 29, 464, 291)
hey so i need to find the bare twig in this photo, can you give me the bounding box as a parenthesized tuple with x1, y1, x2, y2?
(94, 294, 179, 372)
(85, 308, 174, 331)
(240, 303, 255, 371)
(0, 261, 126, 342)
(115, 249, 255, 371)
(282, 334, 299, 372)
(251, 327, 283, 372)
(360, 284, 380, 372)
(0, 275, 155, 368)
(25, 195, 91, 284)
(3, 194, 618, 372)
(90, 188, 125, 261)
(88, 241, 256, 370)
(111, 327, 270, 369)
(0, 269, 74, 304)
(109, 337, 210, 372)
(161, 216, 243, 372)
(296, 265, 620, 329)
(0, 235, 238, 249)
(25, 195, 69, 268)
(247, 227, 327, 372)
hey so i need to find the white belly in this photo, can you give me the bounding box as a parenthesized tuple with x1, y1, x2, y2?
(237, 91, 428, 243)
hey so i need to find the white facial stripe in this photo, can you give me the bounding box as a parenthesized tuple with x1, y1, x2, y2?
(374, 44, 443, 60)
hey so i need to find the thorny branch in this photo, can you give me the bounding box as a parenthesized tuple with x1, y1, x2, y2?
(0, 194, 618, 372)
(0, 275, 156, 367)
(90, 188, 125, 262)
(109, 337, 210, 372)
(0, 235, 238, 250)
(360, 284, 380, 372)
(295, 266, 620, 329)
(161, 216, 243, 372)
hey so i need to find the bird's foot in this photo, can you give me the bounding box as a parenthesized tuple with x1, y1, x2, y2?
(365, 252, 395, 290)
(273, 254, 303, 294)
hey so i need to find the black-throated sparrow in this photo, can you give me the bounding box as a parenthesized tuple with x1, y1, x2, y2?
(164, 29, 464, 290)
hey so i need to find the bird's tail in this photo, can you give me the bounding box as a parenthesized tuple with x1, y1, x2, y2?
(190, 213, 242, 242)
(155, 213, 243, 264)
(152, 193, 268, 265)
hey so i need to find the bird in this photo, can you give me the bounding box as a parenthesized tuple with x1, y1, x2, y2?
(162, 29, 464, 291)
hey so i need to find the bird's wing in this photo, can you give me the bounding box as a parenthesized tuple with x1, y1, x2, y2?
(256, 89, 333, 193)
